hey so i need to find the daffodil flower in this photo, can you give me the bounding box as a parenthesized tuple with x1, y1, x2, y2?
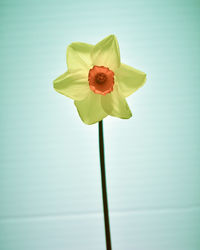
(54, 35, 146, 125)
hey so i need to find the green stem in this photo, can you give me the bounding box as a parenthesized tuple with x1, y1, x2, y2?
(98, 120, 112, 250)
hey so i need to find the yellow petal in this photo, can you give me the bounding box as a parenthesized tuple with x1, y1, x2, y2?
(101, 85, 132, 119)
(74, 92, 107, 125)
(67, 42, 94, 72)
(53, 71, 90, 101)
(91, 35, 120, 71)
(115, 63, 146, 97)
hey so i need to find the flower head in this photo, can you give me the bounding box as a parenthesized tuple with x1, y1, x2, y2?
(53, 35, 146, 125)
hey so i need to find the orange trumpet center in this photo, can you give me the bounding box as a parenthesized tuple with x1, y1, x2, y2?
(88, 66, 114, 95)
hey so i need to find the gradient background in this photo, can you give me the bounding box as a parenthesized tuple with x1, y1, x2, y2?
(0, 0, 200, 249)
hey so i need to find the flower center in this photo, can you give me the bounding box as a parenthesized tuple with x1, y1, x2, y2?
(88, 66, 114, 95)
(95, 73, 107, 84)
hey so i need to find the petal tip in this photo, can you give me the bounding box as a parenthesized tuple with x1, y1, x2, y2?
(124, 109, 132, 119)
(109, 34, 116, 39)
(142, 73, 147, 85)
(53, 77, 60, 87)
(108, 34, 118, 45)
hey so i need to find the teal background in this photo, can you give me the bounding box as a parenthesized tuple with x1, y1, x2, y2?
(0, 0, 200, 249)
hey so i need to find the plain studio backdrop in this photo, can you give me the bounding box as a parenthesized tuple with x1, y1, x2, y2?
(0, 0, 200, 249)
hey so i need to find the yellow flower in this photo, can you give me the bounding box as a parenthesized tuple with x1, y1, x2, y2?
(53, 35, 146, 125)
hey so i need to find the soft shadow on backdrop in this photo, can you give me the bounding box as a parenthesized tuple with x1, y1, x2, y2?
(0, 0, 200, 249)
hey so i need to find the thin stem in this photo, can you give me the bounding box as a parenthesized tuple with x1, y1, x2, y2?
(98, 120, 112, 250)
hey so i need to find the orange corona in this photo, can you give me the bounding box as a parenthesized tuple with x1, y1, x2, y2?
(88, 66, 114, 95)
